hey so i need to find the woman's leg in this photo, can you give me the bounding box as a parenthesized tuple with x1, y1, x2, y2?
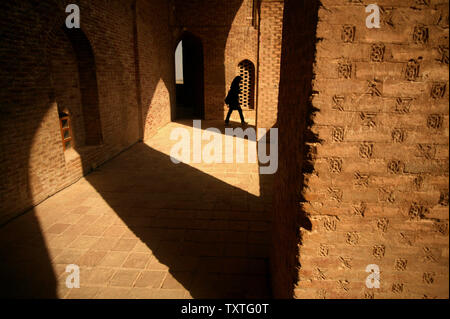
(225, 107, 233, 124)
(237, 107, 245, 124)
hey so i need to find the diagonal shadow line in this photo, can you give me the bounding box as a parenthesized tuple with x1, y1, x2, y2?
(82, 134, 273, 298)
(0, 122, 274, 299)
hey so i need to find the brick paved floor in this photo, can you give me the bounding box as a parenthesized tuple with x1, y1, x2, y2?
(0, 120, 273, 299)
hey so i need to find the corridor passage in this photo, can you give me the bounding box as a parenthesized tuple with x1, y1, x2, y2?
(0, 120, 273, 299)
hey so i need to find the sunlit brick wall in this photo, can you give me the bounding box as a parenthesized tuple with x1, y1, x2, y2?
(294, 0, 449, 298)
(0, 0, 144, 223)
(257, 0, 284, 130)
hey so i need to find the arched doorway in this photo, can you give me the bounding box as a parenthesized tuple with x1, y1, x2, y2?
(62, 27, 103, 146)
(174, 32, 205, 119)
(238, 60, 255, 110)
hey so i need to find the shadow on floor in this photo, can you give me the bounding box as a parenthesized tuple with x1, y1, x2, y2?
(0, 121, 274, 299)
(83, 138, 273, 298)
(0, 208, 58, 298)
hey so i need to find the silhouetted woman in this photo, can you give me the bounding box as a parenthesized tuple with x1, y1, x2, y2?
(224, 76, 247, 126)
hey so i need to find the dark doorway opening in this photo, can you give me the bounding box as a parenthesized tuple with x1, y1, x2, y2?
(175, 33, 205, 119)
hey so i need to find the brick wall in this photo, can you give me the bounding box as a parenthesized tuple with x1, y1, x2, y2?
(0, 0, 149, 223)
(136, 0, 175, 140)
(285, 0, 449, 299)
(257, 0, 284, 130)
(171, 0, 259, 121)
(272, 0, 320, 298)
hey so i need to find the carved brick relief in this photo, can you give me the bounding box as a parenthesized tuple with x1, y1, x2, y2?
(332, 95, 345, 111)
(395, 97, 413, 114)
(439, 190, 449, 206)
(427, 114, 443, 129)
(413, 175, 424, 190)
(328, 157, 343, 173)
(380, 6, 394, 27)
(437, 45, 449, 65)
(370, 43, 385, 62)
(378, 187, 395, 203)
(376, 218, 389, 232)
(423, 272, 435, 284)
(345, 232, 359, 245)
(387, 160, 404, 174)
(413, 25, 429, 44)
(431, 82, 446, 99)
(319, 244, 329, 256)
(372, 245, 386, 258)
(352, 201, 367, 217)
(328, 187, 343, 202)
(367, 80, 382, 96)
(408, 202, 429, 220)
(395, 258, 407, 271)
(364, 291, 375, 299)
(331, 126, 345, 142)
(437, 8, 449, 29)
(433, 221, 448, 235)
(392, 128, 406, 143)
(405, 59, 421, 81)
(416, 144, 436, 159)
(392, 283, 404, 294)
(399, 232, 414, 246)
(316, 268, 327, 280)
(339, 256, 352, 269)
(338, 59, 352, 79)
(422, 247, 438, 263)
(415, 0, 430, 6)
(317, 289, 327, 299)
(323, 216, 339, 231)
(360, 112, 377, 128)
(341, 25, 355, 43)
(354, 171, 369, 188)
(359, 142, 373, 159)
(338, 279, 350, 291)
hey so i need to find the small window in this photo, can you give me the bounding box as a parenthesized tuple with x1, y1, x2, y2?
(59, 112, 73, 151)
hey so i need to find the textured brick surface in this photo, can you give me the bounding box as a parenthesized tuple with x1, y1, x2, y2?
(170, 0, 260, 121)
(257, 0, 284, 130)
(137, 0, 174, 140)
(274, 0, 449, 299)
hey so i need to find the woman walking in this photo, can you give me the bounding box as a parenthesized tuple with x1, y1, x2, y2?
(224, 76, 247, 126)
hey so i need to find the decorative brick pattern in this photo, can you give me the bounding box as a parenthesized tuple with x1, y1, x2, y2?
(257, 0, 284, 130)
(282, 0, 449, 299)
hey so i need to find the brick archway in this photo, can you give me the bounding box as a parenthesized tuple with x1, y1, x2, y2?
(238, 60, 256, 110)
